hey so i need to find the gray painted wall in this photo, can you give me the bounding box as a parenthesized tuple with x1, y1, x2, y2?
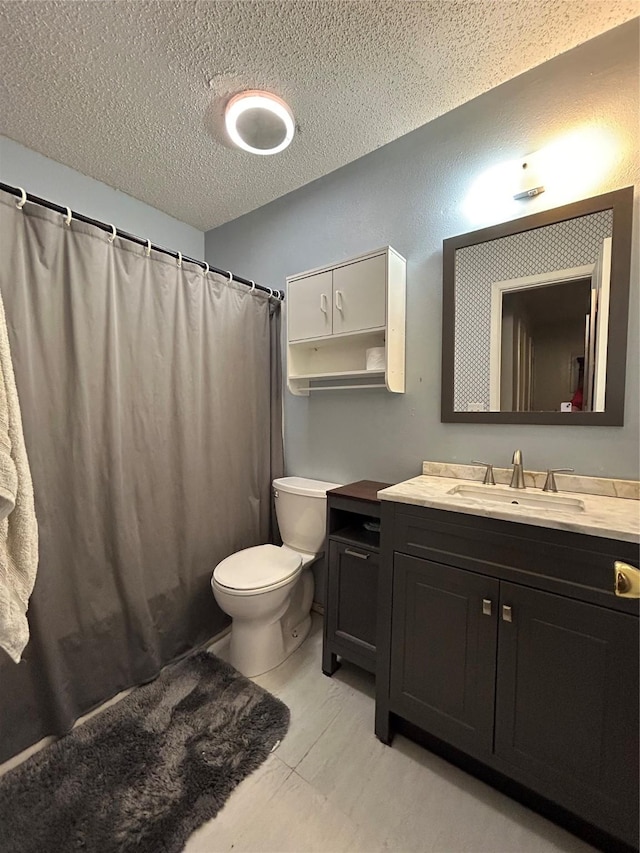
(0, 136, 204, 259)
(206, 23, 639, 495)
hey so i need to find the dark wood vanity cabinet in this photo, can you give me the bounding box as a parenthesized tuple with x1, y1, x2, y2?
(390, 554, 499, 755)
(493, 581, 638, 839)
(377, 502, 640, 850)
(322, 481, 390, 676)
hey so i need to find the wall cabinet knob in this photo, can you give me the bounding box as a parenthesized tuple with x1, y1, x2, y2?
(482, 598, 492, 616)
(502, 605, 513, 622)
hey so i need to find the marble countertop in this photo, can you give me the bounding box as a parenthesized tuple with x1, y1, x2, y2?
(378, 474, 640, 544)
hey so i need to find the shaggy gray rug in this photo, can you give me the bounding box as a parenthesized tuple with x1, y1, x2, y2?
(0, 651, 290, 853)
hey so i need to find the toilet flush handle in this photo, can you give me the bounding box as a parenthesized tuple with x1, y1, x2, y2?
(273, 489, 279, 499)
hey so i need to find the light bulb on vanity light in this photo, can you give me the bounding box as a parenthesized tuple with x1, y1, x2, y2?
(463, 125, 619, 224)
(512, 127, 618, 203)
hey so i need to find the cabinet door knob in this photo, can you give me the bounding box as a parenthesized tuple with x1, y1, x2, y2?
(482, 598, 492, 616)
(344, 547, 369, 560)
(335, 289, 344, 311)
(502, 605, 513, 623)
(320, 293, 328, 314)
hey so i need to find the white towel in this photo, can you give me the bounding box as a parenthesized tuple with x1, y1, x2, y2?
(0, 290, 38, 663)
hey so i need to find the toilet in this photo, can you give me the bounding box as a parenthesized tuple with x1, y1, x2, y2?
(211, 476, 341, 677)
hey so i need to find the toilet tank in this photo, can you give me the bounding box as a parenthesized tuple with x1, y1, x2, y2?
(273, 477, 341, 555)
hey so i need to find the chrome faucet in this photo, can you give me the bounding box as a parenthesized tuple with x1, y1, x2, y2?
(510, 449, 526, 489)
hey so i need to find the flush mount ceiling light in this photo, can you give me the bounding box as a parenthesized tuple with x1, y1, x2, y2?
(225, 91, 295, 155)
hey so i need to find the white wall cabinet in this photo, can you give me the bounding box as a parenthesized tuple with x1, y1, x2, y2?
(286, 247, 406, 394)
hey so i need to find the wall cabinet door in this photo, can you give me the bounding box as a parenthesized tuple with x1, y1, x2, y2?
(326, 540, 378, 671)
(332, 254, 386, 335)
(287, 270, 332, 341)
(494, 583, 639, 846)
(390, 554, 499, 757)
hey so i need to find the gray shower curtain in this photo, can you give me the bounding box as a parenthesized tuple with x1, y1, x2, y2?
(0, 190, 283, 763)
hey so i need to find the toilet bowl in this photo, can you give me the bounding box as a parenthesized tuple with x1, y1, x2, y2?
(211, 476, 341, 677)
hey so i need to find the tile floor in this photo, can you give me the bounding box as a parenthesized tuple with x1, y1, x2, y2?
(186, 615, 595, 853)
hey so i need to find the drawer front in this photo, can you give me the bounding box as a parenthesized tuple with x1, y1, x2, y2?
(392, 507, 639, 614)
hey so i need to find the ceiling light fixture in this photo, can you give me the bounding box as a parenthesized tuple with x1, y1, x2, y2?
(225, 91, 295, 156)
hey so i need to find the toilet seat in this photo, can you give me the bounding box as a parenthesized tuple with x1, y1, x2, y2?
(213, 544, 302, 596)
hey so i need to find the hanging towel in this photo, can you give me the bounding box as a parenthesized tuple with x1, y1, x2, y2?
(0, 290, 38, 663)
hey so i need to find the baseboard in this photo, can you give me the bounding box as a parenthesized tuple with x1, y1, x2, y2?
(209, 624, 232, 644)
(311, 601, 325, 616)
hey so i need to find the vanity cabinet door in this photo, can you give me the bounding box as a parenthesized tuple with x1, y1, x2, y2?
(325, 539, 378, 673)
(494, 583, 639, 847)
(390, 554, 499, 758)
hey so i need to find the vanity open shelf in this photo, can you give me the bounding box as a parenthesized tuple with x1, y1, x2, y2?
(328, 523, 381, 550)
(286, 247, 406, 394)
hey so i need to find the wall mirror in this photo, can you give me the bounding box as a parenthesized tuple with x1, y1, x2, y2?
(441, 187, 633, 425)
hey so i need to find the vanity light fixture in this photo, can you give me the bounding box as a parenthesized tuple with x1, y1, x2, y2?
(225, 90, 295, 155)
(513, 155, 545, 200)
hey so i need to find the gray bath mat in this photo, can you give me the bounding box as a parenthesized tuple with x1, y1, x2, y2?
(0, 651, 289, 853)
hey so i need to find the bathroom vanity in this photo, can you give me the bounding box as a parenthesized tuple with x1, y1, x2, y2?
(375, 465, 639, 851)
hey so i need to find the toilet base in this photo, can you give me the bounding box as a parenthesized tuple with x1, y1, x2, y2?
(229, 569, 314, 678)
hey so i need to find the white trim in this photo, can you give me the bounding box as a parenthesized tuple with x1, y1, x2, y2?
(489, 265, 594, 411)
(592, 237, 612, 412)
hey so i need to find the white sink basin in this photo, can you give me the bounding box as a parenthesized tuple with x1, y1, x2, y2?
(447, 484, 585, 513)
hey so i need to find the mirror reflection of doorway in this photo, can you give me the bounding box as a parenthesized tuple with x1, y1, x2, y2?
(500, 281, 590, 411)
(490, 238, 612, 413)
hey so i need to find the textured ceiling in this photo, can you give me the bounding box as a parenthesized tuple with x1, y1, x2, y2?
(0, 1, 637, 231)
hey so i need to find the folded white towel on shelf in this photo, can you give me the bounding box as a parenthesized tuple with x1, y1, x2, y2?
(0, 290, 38, 663)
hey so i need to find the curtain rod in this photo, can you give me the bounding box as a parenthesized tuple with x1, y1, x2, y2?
(0, 182, 283, 300)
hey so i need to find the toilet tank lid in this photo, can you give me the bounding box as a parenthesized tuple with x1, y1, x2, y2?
(273, 476, 342, 497)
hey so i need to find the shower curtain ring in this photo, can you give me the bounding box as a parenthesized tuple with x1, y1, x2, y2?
(226, 271, 233, 283)
(145, 239, 151, 257)
(15, 187, 27, 209)
(203, 262, 209, 275)
(64, 207, 72, 227)
(176, 252, 182, 268)
(267, 287, 274, 298)
(249, 280, 255, 293)
(107, 223, 116, 243)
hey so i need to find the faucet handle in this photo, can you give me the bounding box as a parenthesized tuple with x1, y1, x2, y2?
(543, 468, 574, 493)
(472, 460, 496, 485)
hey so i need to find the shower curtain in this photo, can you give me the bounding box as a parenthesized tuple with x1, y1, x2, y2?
(0, 190, 283, 763)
